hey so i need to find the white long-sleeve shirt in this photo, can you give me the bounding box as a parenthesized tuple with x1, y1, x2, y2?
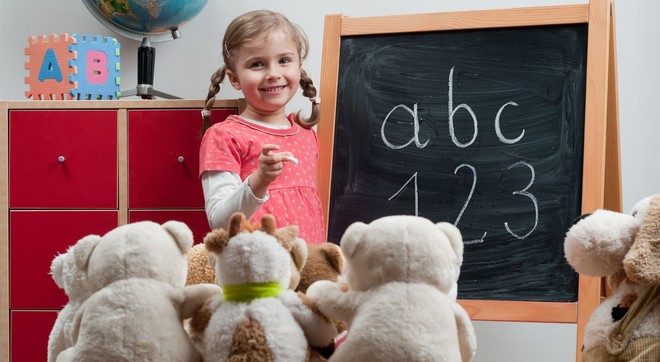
(201, 170, 268, 230)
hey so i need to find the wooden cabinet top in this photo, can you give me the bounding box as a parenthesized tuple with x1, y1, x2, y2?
(0, 99, 244, 110)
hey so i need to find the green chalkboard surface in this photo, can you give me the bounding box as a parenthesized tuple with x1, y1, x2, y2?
(326, 24, 588, 302)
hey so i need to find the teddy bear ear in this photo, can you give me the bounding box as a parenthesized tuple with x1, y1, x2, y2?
(435, 222, 464, 266)
(340, 221, 368, 258)
(50, 252, 68, 289)
(73, 234, 102, 272)
(274, 225, 299, 251)
(162, 220, 194, 254)
(204, 229, 230, 254)
(624, 194, 660, 285)
(289, 237, 308, 272)
(320, 242, 345, 275)
(228, 212, 246, 238)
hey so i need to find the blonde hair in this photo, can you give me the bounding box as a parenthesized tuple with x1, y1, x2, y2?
(201, 10, 320, 134)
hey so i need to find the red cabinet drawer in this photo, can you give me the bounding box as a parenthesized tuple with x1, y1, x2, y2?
(9, 110, 118, 208)
(128, 108, 234, 208)
(10, 210, 118, 309)
(11, 311, 58, 362)
(129, 210, 211, 245)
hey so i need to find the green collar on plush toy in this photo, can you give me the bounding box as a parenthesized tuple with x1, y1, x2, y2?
(223, 281, 284, 302)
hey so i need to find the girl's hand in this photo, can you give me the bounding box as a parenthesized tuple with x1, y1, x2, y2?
(249, 144, 295, 197)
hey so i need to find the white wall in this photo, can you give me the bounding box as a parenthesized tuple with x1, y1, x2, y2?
(2, 1, 659, 361)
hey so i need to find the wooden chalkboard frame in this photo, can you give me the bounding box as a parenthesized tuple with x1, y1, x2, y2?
(316, 0, 620, 360)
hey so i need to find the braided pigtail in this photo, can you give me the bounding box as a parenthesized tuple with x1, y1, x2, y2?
(294, 68, 320, 129)
(200, 66, 227, 136)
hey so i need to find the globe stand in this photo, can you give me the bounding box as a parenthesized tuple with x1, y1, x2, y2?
(120, 37, 180, 99)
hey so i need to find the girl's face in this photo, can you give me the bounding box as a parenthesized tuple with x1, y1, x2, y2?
(227, 30, 301, 122)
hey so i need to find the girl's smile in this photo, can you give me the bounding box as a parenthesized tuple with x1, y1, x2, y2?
(261, 85, 287, 94)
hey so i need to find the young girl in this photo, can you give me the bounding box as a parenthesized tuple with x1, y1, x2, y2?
(199, 10, 325, 245)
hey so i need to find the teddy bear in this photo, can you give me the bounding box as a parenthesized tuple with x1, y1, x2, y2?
(189, 212, 338, 361)
(54, 220, 221, 362)
(296, 242, 345, 294)
(564, 194, 660, 360)
(186, 242, 217, 286)
(295, 242, 348, 359)
(306, 215, 477, 362)
(47, 235, 100, 362)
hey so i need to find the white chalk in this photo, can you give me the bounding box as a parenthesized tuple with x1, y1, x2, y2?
(287, 156, 299, 164)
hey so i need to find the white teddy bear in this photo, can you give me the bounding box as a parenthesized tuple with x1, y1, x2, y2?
(564, 194, 660, 360)
(55, 220, 221, 362)
(191, 212, 338, 361)
(307, 215, 477, 362)
(47, 235, 99, 362)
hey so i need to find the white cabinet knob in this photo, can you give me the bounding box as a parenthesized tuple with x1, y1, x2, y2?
(58, 156, 65, 163)
(177, 156, 184, 163)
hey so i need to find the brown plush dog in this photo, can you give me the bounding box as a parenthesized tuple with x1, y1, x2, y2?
(564, 194, 660, 361)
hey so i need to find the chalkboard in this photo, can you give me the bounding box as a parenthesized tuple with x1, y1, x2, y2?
(326, 24, 588, 302)
(317, 3, 620, 358)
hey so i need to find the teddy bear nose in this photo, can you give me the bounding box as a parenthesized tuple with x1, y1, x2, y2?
(571, 213, 592, 226)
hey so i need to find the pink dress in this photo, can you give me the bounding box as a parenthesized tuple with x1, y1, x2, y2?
(199, 114, 326, 245)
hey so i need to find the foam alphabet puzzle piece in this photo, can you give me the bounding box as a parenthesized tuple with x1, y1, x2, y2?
(69, 34, 121, 100)
(24, 33, 76, 100)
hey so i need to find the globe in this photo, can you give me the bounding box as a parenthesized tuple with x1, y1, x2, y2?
(81, 0, 209, 98)
(81, 0, 209, 42)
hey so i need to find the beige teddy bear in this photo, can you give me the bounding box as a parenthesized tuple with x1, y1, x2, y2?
(564, 194, 660, 360)
(55, 220, 221, 362)
(47, 235, 99, 362)
(307, 215, 477, 362)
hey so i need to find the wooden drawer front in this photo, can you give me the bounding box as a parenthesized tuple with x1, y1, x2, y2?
(9, 110, 118, 209)
(129, 210, 211, 245)
(11, 311, 58, 362)
(128, 108, 234, 208)
(10, 210, 118, 309)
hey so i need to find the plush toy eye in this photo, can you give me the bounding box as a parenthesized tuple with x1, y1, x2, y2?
(611, 305, 629, 322)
